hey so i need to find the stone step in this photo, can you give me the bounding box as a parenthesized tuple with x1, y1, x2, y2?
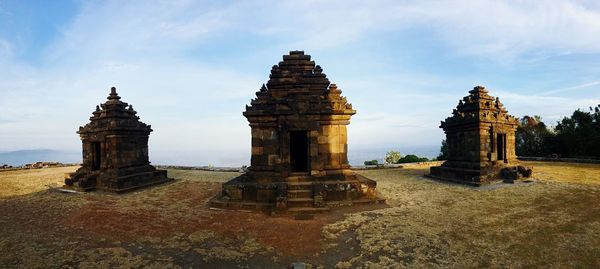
(286, 180, 362, 186)
(287, 198, 314, 208)
(285, 180, 362, 191)
(286, 182, 314, 190)
(287, 189, 313, 199)
(287, 207, 330, 214)
(289, 172, 310, 176)
(324, 197, 387, 207)
(208, 198, 273, 211)
(285, 176, 313, 183)
(351, 197, 387, 204)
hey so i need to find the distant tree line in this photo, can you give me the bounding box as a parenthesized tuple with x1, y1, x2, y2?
(516, 105, 600, 159)
(370, 105, 600, 165)
(364, 160, 379, 166)
(434, 104, 600, 160)
(363, 150, 432, 166)
(384, 150, 430, 164)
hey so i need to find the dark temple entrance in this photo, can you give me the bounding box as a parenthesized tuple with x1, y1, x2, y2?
(496, 134, 505, 161)
(290, 131, 309, 172)
(92, 142, 101, 171)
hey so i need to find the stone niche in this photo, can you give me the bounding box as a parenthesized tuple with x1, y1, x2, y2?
(428, 86, 531, 186)
(64, 87, 171, 192)
(210, 51, 384, 213)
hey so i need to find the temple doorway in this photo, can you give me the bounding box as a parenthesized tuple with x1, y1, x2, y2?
(290, 131, 309, 172)
(92, 142, 101, 171)
(496, 134, 506, 161)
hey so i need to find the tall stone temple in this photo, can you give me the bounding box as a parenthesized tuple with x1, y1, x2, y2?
(428, 86, 530, 186)
(64, 87, 170, 192)
(210, 51, 383, 213)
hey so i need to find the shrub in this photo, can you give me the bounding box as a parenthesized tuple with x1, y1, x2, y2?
(397, 154, 429, 163)
(436, 139, 448, 160)
(384, 150, 402, 164)
(364, 160, 379, 166)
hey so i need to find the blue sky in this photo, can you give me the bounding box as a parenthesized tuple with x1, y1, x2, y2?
(1, 0, 600, 165)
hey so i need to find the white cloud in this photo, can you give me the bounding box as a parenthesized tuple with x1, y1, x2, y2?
(1, 0, 600, 165)
(541, 81, 600, 96)
(228, 0, 600, 61)
(492, 88, 600, 123)
(42, 0, 234, 66)
(19, 0, 600, 67)
(430, 1, 600, 60)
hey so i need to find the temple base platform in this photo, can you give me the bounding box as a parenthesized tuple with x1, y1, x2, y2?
(209, 171, 385, 215)
(427, 163, 533, 186)
(63, 165, 172, 193)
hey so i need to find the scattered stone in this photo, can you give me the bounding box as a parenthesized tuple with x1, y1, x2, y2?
(23, 162, 65, 169)
(501, 165, 534, 183)
(517, 166, 533, 177)
(57, 188, 80, 194)
(500, 167, 519, 183)
(0, 164, 13, 169)
(290, 262, 313, 269)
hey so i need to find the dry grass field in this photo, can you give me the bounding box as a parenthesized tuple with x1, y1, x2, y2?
(0, 162, 599, 268)
(0, 166, 77, 199)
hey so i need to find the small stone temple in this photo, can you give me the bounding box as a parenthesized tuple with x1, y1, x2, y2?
(64, 87, 170, 192)
(429, 86, 530, 185)
(210, 51, 383, 213)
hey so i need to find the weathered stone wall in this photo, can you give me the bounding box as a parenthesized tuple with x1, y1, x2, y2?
(430, 86, 521, 185)
(319, 123, 349, 171)
(212, 51, 383, 212)
(64, 87, 170, 192)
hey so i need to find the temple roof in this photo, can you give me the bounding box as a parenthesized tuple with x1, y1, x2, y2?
(266, 50, 330, 91)
(78, 87, 152, 134)
(244, 51, 355, 117)
(441, 86, 519, 128)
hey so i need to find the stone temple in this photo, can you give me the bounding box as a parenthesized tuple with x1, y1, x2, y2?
(210, 51, 384, 213)
(428, 86, 530, 186)
(64, 87, 170, 192)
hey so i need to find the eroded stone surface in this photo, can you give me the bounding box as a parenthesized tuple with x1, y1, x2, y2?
(429, 86, 530, 185)
(64, 87, 170, 192)
(210, 51, 383, 213)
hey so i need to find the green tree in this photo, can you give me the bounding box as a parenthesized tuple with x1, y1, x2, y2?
(397, 154, 429, 163)
(364, 160, 378, 166)
(555, 105, 600, 158)
(384, 150, 402, 164)
(436, 139, 448, 160)
(516, 115, 554, 157)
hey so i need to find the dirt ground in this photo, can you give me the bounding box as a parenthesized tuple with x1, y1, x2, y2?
(1, 162, 599, 268)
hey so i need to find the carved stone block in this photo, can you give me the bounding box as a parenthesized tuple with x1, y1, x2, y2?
(63, 87, 171, 192)
(210, 51, 383, 213)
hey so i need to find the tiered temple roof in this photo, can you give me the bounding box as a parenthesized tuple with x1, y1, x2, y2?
(441, 86, 519, 128)
(79, 87, 152, 134)
(244, 51, 355, 117)
(64, 87, 169, 193)
(428, 85, 529, 186)
(210, 51, 383, 213)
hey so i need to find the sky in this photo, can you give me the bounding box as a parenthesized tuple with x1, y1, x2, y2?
(1, 0, 600, 166)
